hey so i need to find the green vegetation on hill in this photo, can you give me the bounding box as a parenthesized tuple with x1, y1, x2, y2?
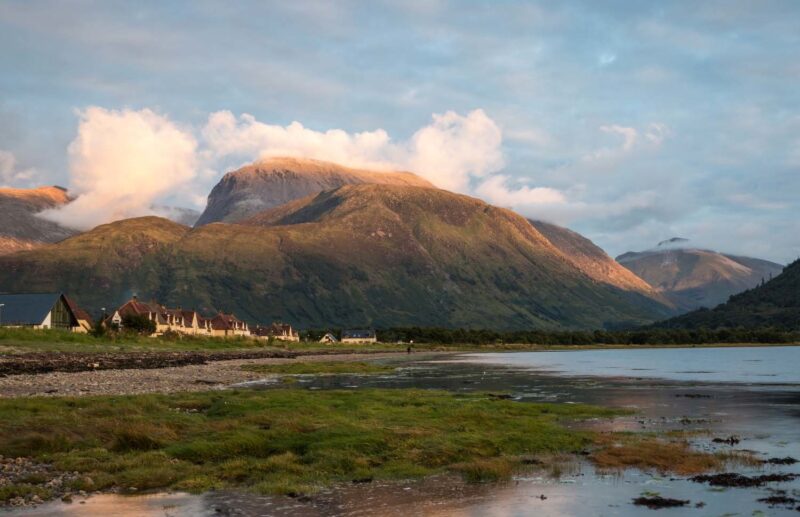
(655, 259, 800, 330)
(0, 389, 619, 500)
(0, 186, 673, 330)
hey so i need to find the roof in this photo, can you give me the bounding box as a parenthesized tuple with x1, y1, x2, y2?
(63, 295, 93, 325)
(252, 323, 296, 337)
(0, 293, 63, 326)
(210, 313, 246, 330)
(342, 329, 375, 339)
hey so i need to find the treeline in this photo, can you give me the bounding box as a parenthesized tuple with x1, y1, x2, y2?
(373, 327, 800, 345)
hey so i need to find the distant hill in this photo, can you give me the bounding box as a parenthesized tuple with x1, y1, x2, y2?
(0, 184, 673, 330)
(655, 259, 799, 330)
(0, 186, 77, 255)
(616, 240, 783, 311)
(195, 156, 435, 225)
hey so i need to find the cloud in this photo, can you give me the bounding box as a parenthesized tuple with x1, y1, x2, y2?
(202, 108, 504, 192)
(600, 124, 638, 152)
(0, 149, 38, 187)
(39, 107, 197, 230)
(475, 174, 566, 208)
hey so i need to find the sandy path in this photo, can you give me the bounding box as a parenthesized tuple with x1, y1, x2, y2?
(0, 352, 422, 398)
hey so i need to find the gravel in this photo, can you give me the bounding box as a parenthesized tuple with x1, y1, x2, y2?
(0, 352, 416, 398)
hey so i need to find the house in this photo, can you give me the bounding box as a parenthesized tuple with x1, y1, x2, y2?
(0, 293, 91, 332)
(104, 296, 253, 339)
(252, 323, 300, 342)
(210, 312, 249, 338)
(106, 296, 168, 335)
(341, 329, 378, 344)
(318, 332, 339, 344)
(63, 295, 94, 333)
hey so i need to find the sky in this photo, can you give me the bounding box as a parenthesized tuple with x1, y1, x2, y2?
(1, 0, 798, 263)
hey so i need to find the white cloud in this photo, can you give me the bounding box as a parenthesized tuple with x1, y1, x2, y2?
(475, 174, 566, 208)
(0, 149, 38, 187)
(39, 107, 197, 230)
(600, 124, 638, 152)
(202, 108, 504, 192)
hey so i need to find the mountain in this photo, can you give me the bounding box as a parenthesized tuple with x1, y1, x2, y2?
(529, 220, 660, 296)
(0, 217, 189, 306)
(0, 186, 77, 255)
(195, 156, 435, 226)
(0, 185, 673, 330)
(616, 241, 783, 312)
(655, 259, 798, 330)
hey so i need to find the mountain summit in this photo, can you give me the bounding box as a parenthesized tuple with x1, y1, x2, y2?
(616, 242, 783, 311)
(195, 156, 434, 225)
(0, 185, 76, 255)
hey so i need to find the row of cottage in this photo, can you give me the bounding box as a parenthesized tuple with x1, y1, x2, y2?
(0, 293, 377, 343)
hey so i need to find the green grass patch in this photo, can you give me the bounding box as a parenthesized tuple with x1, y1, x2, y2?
(0, 389, 620, 499)
(242, 361, 396, 375)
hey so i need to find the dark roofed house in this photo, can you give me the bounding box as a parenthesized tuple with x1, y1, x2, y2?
(341, 329, 377, 344)
(63, 295, 93, 333)
(210, 312, 249, 338)
(0, 293, 87, 332)
(252, 322, 300, 342)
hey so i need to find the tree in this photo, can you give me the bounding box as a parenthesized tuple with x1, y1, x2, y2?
(121, 314, 156, 335)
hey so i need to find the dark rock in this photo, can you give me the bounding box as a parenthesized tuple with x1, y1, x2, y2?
(690, 472, 798, 488)
(632, 496, 690, 509)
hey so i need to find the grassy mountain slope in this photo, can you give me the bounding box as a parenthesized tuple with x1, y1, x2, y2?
(0, 217, 189, 308)
(0, 186, 673, 329)
(655, 259, 798, 330)
(529, 220, 660, 296)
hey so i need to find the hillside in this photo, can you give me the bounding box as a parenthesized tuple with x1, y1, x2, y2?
(0, 217, 189, 304)
(0, 185, 673, 330)
(655, 259, 798, 330)
(195, 156, 435, 225)
(529, 220, 660, 296)
(0, 186, 76, 255)
(616, 242, 783, 311)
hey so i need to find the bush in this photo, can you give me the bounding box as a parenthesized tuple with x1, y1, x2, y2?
(121, 314, 156, 335)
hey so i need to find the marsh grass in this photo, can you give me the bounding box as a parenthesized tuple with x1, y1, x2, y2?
(0, 389, 620, 500)
(590, 434, 759, 476)
(241, 362, 396, 375)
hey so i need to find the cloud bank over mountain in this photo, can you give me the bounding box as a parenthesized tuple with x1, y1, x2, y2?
(39, 108, 197, 230)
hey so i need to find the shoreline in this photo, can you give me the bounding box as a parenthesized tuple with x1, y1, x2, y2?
(0, 352, 443, 398)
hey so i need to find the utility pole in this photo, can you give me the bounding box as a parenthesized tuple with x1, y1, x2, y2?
(0, 303, 4, 326)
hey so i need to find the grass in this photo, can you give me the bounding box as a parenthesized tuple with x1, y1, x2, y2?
(590, 434, 763, 476)
(241, 361, 396, 375)
(0, 389, 621, 500)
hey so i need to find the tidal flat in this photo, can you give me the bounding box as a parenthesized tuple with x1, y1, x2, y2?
(4, 346, 800, 516)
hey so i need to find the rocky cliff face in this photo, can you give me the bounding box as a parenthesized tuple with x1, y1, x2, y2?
(0, 186, 77, 255)
(617, 240, 784, 311)
(195, 156, 435, 225)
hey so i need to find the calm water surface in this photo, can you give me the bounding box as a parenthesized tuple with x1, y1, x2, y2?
(11, 346, 800, 516)
(459, 345, 800, 384)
